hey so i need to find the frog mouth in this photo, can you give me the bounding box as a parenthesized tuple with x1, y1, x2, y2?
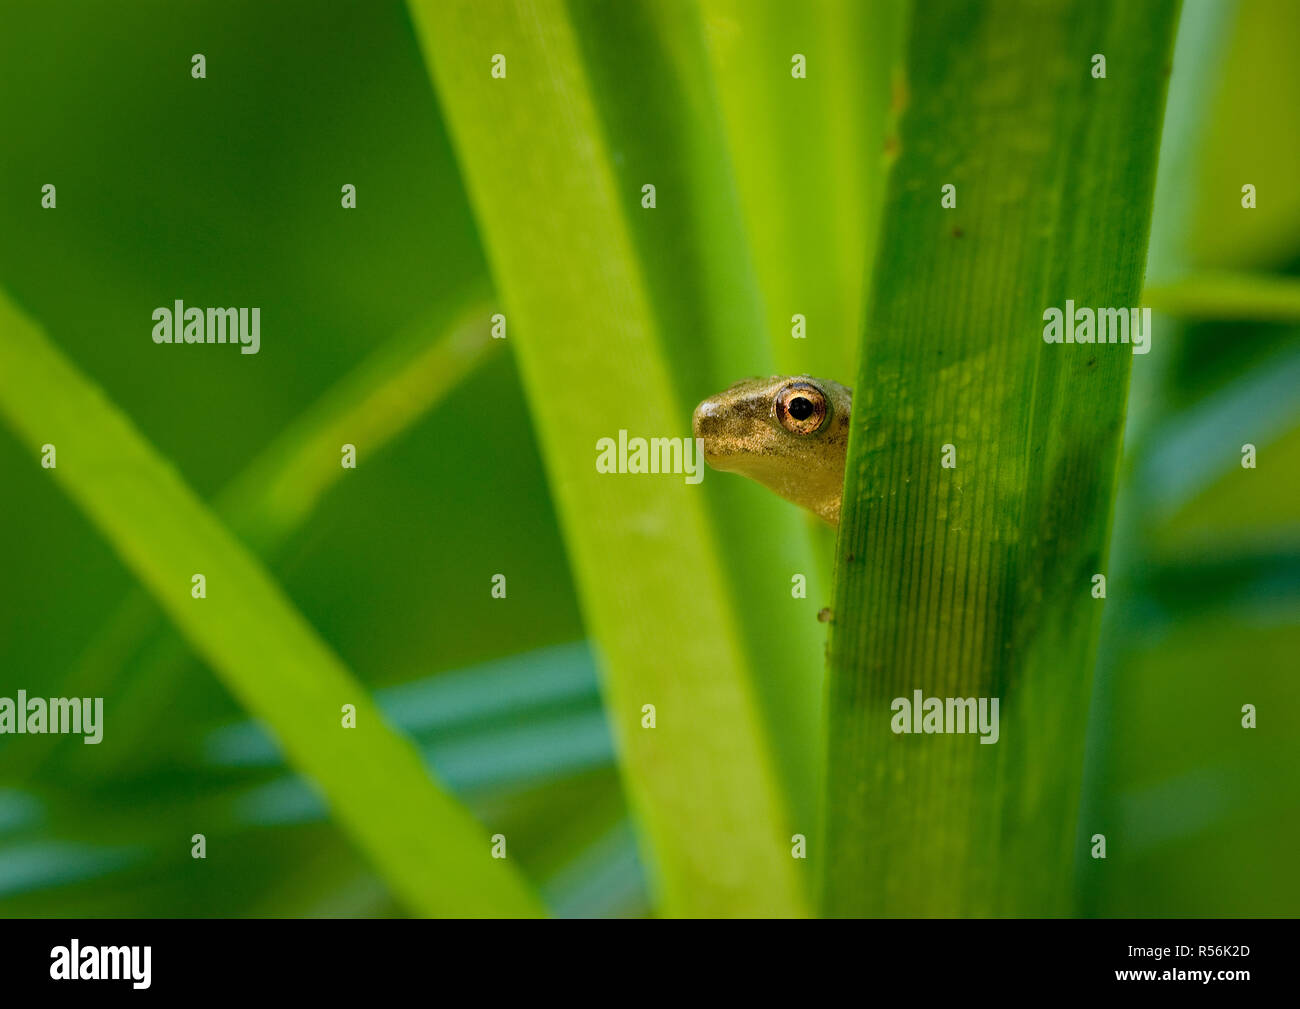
(696, 439, 743, 471)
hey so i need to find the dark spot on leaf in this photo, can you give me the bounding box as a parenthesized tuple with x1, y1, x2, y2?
(817, 607, 833, 623)
(952, 226, 964, 238)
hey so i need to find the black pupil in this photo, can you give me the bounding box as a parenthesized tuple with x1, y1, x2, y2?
(788, 396, 815, 421)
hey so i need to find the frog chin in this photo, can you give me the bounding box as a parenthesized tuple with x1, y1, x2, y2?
(700, 445, 743, 472)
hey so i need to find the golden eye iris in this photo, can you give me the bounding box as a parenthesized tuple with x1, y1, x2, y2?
(774, 382, 828, 434)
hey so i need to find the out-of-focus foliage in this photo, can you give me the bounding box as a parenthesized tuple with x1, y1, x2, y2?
(1080, 0, 1300, 917)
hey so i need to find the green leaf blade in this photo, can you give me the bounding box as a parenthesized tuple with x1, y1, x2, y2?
(823, 0, 1181, 916)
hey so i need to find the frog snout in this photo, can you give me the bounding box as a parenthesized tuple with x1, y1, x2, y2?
(692, 398, 722, 445)
(692, 399, 737, 468)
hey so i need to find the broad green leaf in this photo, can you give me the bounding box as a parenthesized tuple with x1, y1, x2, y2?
(823, 0, 1181, 916)
(408, 0, 807, 916)
(0, 286, 543, 917)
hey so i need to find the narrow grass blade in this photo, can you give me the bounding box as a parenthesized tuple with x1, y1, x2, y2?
(408, 0, 807, 916)
(558, 0, 827, 831)
(0, 286, 543, 917)
(823, 0, 1181, 916)
(11, 295, 498, 781)
(222, 708, 614, 826)
(1144, 271, 1300, 322)
(205, 641, 603, 767)
(701, 0, 903, 382)
(220, 294, 498, 552)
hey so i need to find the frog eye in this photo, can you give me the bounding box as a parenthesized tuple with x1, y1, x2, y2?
(774, 382, 828, 434)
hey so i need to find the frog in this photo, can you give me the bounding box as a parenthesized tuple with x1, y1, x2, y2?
(692, 375, 852, 527)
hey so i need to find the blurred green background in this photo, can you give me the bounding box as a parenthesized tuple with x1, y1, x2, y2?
(0, 0, 1295, 916)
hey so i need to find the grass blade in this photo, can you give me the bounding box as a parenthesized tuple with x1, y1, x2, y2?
(10, 295, 498, 782)
(1143, 271, 1300, 321)
(701, 0, 903, 382)
(823, 0, 1181, 916)
(220, 294, 498, 552)
(0, 286, 542, 917)
(408, 0, 807, 916)
(558, 0, 830, 832)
